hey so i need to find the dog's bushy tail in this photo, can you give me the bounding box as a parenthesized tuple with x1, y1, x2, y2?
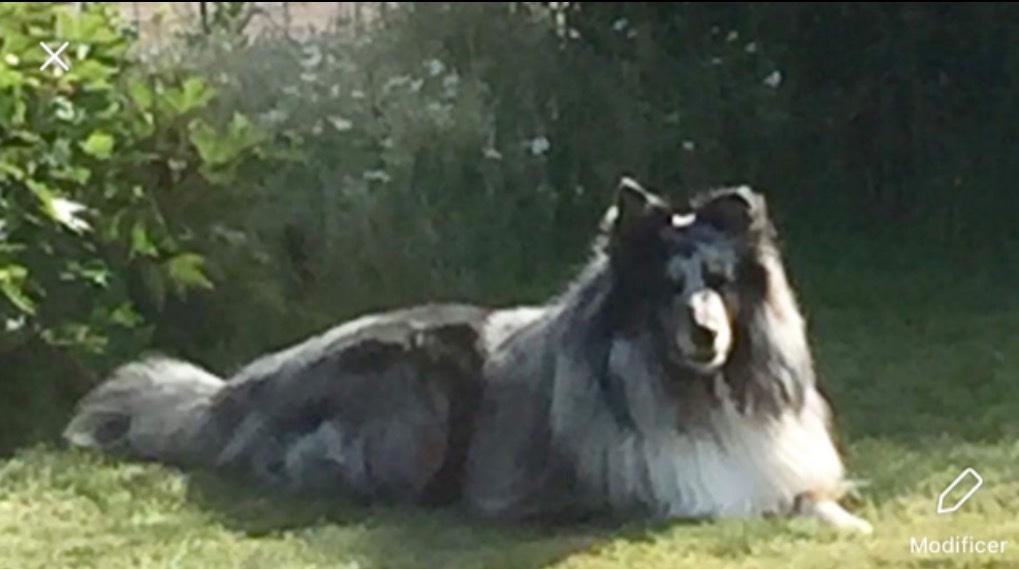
(64, 357, 223, 465)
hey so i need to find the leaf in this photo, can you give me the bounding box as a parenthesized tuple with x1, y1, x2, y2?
(188, 119, 229, 166)
(0, 160, 25, 181)
(109, 302, 143, 328)
(65, 259, 111, 287)
(189, 113, 266, 168)
(0, 264, 34, 314)
(40, 322, 107, 353)
(71, 59, 117, 88)
(164, 253, 214, 291)
(49, 197, 92, 233)
(52, 165, 91, 185)
(0, 64, 25, 90)
(227, 113, 266, 147)
(81, 131, 115, 159)
(126, 76, 153, 110)
(130, 221, 159, 258)
(162, 76, 216, 114)
(27, 181, 91, 232)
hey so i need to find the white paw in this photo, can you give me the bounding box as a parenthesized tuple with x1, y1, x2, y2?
(798, 498, 873, 534)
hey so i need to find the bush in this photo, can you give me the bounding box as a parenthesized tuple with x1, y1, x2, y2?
(0, 3, 264, 449)
(147, 3, 788, 366)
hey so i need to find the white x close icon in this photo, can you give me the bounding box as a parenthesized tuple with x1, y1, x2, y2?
(40, 42, 70, 72)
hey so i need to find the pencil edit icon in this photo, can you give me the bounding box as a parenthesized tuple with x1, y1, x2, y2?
(936, 467, 983, 514)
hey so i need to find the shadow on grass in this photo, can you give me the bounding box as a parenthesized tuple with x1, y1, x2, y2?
(183, 470, 701, 569)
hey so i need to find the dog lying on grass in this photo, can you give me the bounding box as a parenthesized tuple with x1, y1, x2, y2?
(65, 179, 872, 533)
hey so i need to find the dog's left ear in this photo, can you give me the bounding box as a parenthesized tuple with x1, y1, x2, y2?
(692, 186, 768, 236)
(603, 178, 674, 288)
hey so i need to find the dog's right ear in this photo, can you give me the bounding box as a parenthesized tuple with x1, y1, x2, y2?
(692, 186, 768, 237)
(602, 177, 671, 239)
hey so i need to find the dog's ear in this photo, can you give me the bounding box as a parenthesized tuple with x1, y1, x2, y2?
(603, 178, 674, 290)
(602, 177, 671, 239)
(693, 186, 768, 236)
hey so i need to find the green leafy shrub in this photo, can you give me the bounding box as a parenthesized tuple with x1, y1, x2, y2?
(0, 3, 264, 449)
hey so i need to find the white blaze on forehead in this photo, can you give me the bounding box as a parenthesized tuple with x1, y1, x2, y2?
(671, 213, 696, 228)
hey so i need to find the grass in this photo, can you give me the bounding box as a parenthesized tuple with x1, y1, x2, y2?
(3, 246, 1019, 568)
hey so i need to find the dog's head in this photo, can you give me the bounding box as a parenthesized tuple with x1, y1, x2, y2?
(605, 178, 774, 375)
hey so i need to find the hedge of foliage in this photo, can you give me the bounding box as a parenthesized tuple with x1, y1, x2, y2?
(2, 3, 1018, 451)
(0, 3, 269, 448)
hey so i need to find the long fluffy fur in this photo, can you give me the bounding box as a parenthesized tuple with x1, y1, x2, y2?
(63, 357, 223, 463)
(463, 246, 845, 520)
(65, 184, 868, 531)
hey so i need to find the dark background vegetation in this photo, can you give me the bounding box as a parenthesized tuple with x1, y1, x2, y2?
(2, 2, 1018, 454)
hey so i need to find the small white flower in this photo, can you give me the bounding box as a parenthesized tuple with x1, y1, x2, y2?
(726, 30, 739, 42)
(260, 108, 289, 126)
(383, 75, 410, 93)
(612, 18, 629, 32)
(442, 73, 460, 97)
(3, 53, 19, 66)
(745, 42, 758, 54)
(528, 136, 551, 156)
(483, 147, 503, 160)
(425, 58, 445, 77)
(763, 70, 783, 88)
(363, 170, 391, 183)
(301, 45, 323, 69)
(682, 140, 696, 151)
(328, 116, 353, 132)
(5, 315, 25, 332)
(51, 197, 90, 233)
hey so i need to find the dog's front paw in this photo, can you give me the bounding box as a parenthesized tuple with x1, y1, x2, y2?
(795, 495, 873, 534)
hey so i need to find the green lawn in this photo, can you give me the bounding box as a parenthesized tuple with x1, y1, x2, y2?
(2, 258, 1019, 568)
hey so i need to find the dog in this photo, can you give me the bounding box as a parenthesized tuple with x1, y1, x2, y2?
(64, 179, 871, 533)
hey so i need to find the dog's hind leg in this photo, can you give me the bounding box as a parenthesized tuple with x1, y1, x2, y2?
(228, 322, 485, 504)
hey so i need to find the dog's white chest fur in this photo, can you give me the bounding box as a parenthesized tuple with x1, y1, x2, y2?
(557, 343, 845, 520)
(637, 383, 844, 518)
